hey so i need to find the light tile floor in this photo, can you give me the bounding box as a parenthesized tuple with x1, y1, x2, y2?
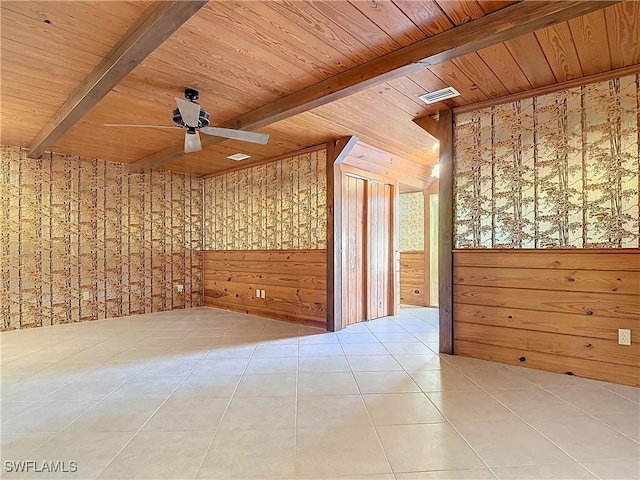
(1, 306, 638, 480)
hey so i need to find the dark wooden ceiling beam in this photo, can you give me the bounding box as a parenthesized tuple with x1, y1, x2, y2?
(130, 0, 619, 171)
(28, 0, 208, 159)
(413, 115, 440, 140)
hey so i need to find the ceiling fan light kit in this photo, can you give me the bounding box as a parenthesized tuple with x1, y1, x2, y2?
(105, 88, 269, 154)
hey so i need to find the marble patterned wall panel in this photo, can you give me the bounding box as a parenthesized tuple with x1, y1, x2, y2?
(0, 147, 202, 330)
(454, 74, 640, 248)
(203, 149, 327, 250)
(400, 192, 425, 251)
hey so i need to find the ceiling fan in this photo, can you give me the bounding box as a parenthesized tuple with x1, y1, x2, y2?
(105, 88, 269, 154)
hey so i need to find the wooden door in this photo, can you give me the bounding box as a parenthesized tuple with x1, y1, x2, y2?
(340, 173, 395, 327)
(342, 175, 366, 326)
(366, 181, 393, 320)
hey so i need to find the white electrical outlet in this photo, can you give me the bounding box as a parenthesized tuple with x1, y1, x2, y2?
(260, 290, 266, 299)
(176, 284, 184, 293)
(82, 291, 90, 301)
(618, 329, 631, 345)
(256, 289, 260, 297)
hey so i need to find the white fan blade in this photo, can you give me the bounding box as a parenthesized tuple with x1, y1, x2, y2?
(184, 131, 202, 153)
(104, 124, 181, 129)
(200, 127, 269, 145)
(175, 97, 201, 128)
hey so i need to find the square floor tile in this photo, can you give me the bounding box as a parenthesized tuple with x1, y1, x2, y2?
(108, 376, 183, 400)
(411, 333, 440, 343)
(171, 374, 240, 399)
(2, 401, 96, 434)
(218, 396, 296, 430)
(98, 431, 213, 479)
(297, 394, 371, 428)
(593, 382, 640, 404)
(338, 323, 372, 334)
(354, 371, 421, 394)
(374, 332, 420, 343)
(581, 457, 640, 480)
(43, 376, 131, 402)
(244, 356, 298, 375)
(526, 415, 640, 462)
(462, 367, 537, 391)
(298, 333, 339, 345)
(341, 343, 389, 356)
(395, 469, 496, 479)
(594, 412, 640, 442)
(263, 322, 300, 335)
(29, 430, 133, 480)
(298, 356, 350, 373)
(234, 374, 296, 397)
(347, 355, 403, 372)
(509, 367, 591, 388)
(0, 401, 37, 419)
(65, 398, 162, 433)
(337, 333, 380, 344)
(197, 428, 295, 479)
(455, 419, 572, 467)
(253, 344, 298, 358)
(0, 433, 55, 463)
(299, 344, 344, 357)
(393, 354, 441, 371)
(205, 345, 256, 359)
(1, 379, 75, 402)
(296, 425, 391, 477)
(409, 368, 479, 392)
(190, 358, 249, 376)
(383, 343, 433, 355)
(367, 324, 407, 334)
(137, 359, 200, 377)
(490, 388, 584, 419)
(143, 397, 228, 432)
(546, 385, 639, 415)
(377, 423, 484, 473)
(298, 372, 360, 395)
(427, 390, 515, 423)
(363, 393, 445, 425)
(491, 463, 596, 479)
(258, 335, 299, 345)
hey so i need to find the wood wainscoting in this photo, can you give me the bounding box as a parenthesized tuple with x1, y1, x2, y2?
(453, 249, 640, 386)
(400, 251, 427, 306)
(203, 250, 327, 329)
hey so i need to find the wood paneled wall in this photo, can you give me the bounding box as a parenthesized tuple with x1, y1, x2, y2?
(203, 250, 326, 328)
(453, 249, 640, 386)
(1, 147, 202, 330)
(400, 252, 427, 306)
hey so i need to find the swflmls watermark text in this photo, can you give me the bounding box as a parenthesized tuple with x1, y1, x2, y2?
(4, 461, 78, 473)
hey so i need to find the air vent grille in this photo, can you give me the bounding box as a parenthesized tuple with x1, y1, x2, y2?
(227, 153, 251, 161)
(418, 87, 461, 104)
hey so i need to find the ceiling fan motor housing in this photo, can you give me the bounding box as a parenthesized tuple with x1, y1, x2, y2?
(172, 107, 210, 128)
(184, 88, 199, 101)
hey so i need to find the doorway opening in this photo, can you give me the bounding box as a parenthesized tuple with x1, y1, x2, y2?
(397, 187, 439, 350)
(398, 189, 439, 308)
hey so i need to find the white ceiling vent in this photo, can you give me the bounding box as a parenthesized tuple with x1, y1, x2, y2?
(227, 153, 251, 161)
(418, 87, 461, 105)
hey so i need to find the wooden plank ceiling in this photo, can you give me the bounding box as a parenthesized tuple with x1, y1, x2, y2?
(2, 1, 639, 176)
